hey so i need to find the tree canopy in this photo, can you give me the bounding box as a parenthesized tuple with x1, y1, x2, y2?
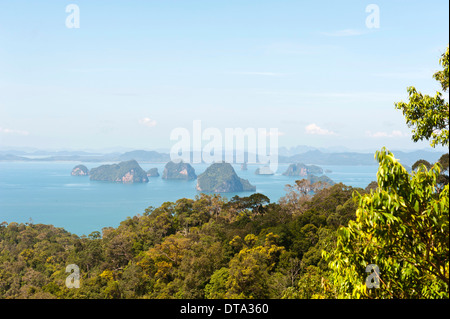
(326, 148, 449, 298)
(395, 46, 449, 148)
(326, 46, 449, 299)
(0, 182, 363, 299)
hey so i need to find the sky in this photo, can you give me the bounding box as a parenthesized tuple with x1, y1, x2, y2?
(0, 0, 448, 153)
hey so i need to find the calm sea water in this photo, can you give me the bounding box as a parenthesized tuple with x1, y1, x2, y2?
(0, 162, 378, 236)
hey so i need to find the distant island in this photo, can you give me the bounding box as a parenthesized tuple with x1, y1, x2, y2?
(283, 163, 323, 176)
(197, 162, 256, 193)
(146, 168, 160, 177)
(255, 166, 275, 175)
(89, 160, 149, 183)
(71, 165, 89, 176)
(162, 161, 197, 180)
(307, 174, 335, 185)
(0, 148, 445, 167)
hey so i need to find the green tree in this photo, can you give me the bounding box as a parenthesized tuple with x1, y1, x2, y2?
(412, 159, 432, 171)
(282, 265, 331, 299)
(437, 154, 449, 191)
(439, 153, 449, 171)
(326, 148, 449, 298)
(225, 233, 285, 298)
(395, 46, 449, 148)
(412, 156, 449, 193)
(204, 267, 230, 299)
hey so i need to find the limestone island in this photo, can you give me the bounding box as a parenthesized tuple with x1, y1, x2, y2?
(71, 165, 89, 176)
(282, 163, 323, 176)
(147, 168, 160, 177)
(162, 161, 197, 180)
(197, 162, 256, 193)
(307, 174, 335, 185)
(255, 166, 274, 175)
(89, 160, 149, 183)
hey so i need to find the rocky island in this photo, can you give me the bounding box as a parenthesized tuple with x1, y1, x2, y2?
(307, 174, 335, 185)
(89, 160, 149, 183)
(197, 162, 256, 193)
(255, 166, 274, 175)
(282, 163, 323, 176)
(147, 168, 160, 177)
(162, 161, 197, 180)
(71, 165, 89, 176)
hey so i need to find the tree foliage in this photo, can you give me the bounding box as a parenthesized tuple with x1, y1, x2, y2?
(0, 182, 361, 299)
(2, 47, 449, 300)
(327, 149, 449, 298)
(394, 45, 449, 148)
(325, 46, 450, 299)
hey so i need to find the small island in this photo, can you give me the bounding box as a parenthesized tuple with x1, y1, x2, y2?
(307, 174, 335, 185)
(162, 161, 197, 180)
(282, 163, 323, 176)
(197, 162, 256, 193)
(89, 160, 149, 183)
(255, 166, 274, 175)
(71, 165, 89, 176)
(147, 168, 160, 177)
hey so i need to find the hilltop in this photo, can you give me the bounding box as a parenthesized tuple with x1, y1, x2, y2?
(162, 161, 197, 180)
(197, 162, 256, 193)
(89, 160, 149, 183)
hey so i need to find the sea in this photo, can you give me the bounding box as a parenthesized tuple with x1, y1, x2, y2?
(0, 161, 379, 236)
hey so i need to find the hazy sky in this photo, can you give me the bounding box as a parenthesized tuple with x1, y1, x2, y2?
(0, 0, 448, 152)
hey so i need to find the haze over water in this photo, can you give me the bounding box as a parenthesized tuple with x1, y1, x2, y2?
(0, 161, 378, 236)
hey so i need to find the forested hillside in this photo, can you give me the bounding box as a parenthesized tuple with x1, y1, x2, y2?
(0, 182, 359, 299)
(0, 151, 448, 299)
